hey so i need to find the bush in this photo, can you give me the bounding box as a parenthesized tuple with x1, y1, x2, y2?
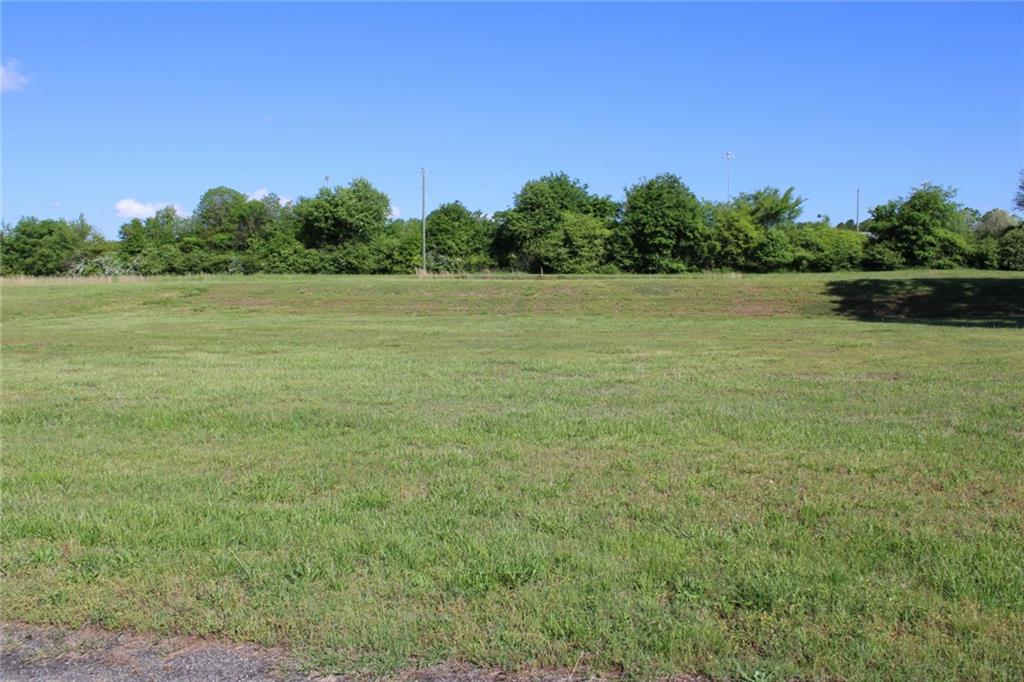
(788, 227, 866, 272)
(862, 242, 905, 270)
(1, 217, 104, 276)
(749, 229, 794, 272)
(967, 235, 1000, 269)
(710, 205, 762, 270)
(243, 231, 323, 273)
(999, 228, 1024, 271)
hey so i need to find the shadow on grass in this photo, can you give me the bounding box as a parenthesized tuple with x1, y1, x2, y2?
(826, 278, 1024, 328)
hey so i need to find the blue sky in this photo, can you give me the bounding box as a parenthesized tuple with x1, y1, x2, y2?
(3, 2, 1022, 237)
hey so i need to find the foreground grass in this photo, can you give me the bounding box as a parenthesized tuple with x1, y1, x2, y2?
(2, 271, 1023, 680)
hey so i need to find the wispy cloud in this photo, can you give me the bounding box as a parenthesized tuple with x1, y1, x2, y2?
(1, 59, 30, 93)
(114, 198, 186, 220)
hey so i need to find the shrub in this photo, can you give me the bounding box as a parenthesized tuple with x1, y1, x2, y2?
(244, 231, 323, 274)
(788, 227, 866, 272)
(749, 229, 794, 272)
(967, 235, 1000, 269)
(999, 227, 1024, 271)
(862, 242, 905, 270)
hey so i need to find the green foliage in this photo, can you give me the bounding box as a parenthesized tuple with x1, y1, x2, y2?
(118, 206, 186, 255)
(243, 229, 323, 274)
(787, 227, 867, 272)
(296, 179, 391, 248)
(191, 187, 290, 251)
(869, 184, 969, 268)
(735, 186, 806, 229)
(425, 202, 496, 272)
(532, 211, 611, 274)
(999, 227, 1024, 270)
(1, 216, 105, 275)
(616, 174, 710, 272)
(495, 173, 617, 272)
(967, 234, 1001, 270)
(862, 242, 906, 271)
(708, 204, 762, 270)
(749, 228, 794, 272)
(975, 208, 1020, 237)
(5, 176, 1013, 278)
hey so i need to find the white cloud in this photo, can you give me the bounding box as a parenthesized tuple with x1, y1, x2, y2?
(1, 59, 30, 93)
(247, 188, 291, 205)
(389, 206, 401, 219)
(114, 198, 186, 220)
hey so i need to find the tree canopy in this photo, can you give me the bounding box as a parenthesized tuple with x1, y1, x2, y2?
(4, 172, 1023, 276)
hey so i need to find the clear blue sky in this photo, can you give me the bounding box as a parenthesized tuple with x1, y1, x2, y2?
(3, 2, 1022, 237)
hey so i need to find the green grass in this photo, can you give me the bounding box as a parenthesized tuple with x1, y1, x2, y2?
(2, 270, 1023, 680)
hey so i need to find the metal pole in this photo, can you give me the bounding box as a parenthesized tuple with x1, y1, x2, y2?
(855, 184, 860, 232)
(724, 152, 734, 201)
(420, 168, 427, 272)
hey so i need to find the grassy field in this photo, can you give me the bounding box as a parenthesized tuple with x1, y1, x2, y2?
(2, 270, 1023, 680)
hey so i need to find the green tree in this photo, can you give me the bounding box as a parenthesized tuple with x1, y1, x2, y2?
(194, 186, 247, 249)
(735, 186, 805, 229)
(708, 203, 761, 270)
(869, 184, 970, 268)
(787, 227, 867, 272)
(531, 211, 611, 274)
(0, 216, 104, 275)
(999, 227, 1024, 270)
(295, 179, 391, 248)
(495, 173, 617, 272)
(118, 206, 183, 255)
(425, 201, 495, 272)
(616, 174, 710, 272)
(974, 208, 1020, 237)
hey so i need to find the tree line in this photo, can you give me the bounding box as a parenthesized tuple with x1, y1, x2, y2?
(3, 172, 1024, 276)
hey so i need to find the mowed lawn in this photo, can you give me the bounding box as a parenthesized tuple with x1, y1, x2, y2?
(2, 271, 1023, 680)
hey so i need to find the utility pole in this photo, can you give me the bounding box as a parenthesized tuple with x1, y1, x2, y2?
(420, 167, 427, 273)
(724, 152, 734, 201)
(855, 183, 860, 232)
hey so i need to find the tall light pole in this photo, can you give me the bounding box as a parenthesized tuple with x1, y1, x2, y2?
(855, 182, 861, 232)
(420, 167, 427, 273)
(724, 152, 734, 201)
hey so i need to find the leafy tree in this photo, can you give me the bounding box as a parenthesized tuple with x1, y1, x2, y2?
(495, 173, 617, 272)
(194, 187, 247, 236)
(426, 201, 495, 272)
(708, 203, 761, 270)
(787, 227, 866, 272)
(616, 174, 710, 272)
(118, 206, 184, 255)
(974, 208, 1020, 237)
(531, 211, 611, 274)
(735, 186, 805, 229)
(243, 229, 322, 274)
(193, 187, 289, 250)
(967, 233, 1001, 269)
(999, 227, 1024, 270)
(0, 216, 104, 275)
(749, 228, 794, 272)
(295, 179, 391, 248)
(869, 184, 969, 267)
(231, 194, 287, 250)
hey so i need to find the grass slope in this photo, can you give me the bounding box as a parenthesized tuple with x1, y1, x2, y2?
(2, 271, 1023, 680)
